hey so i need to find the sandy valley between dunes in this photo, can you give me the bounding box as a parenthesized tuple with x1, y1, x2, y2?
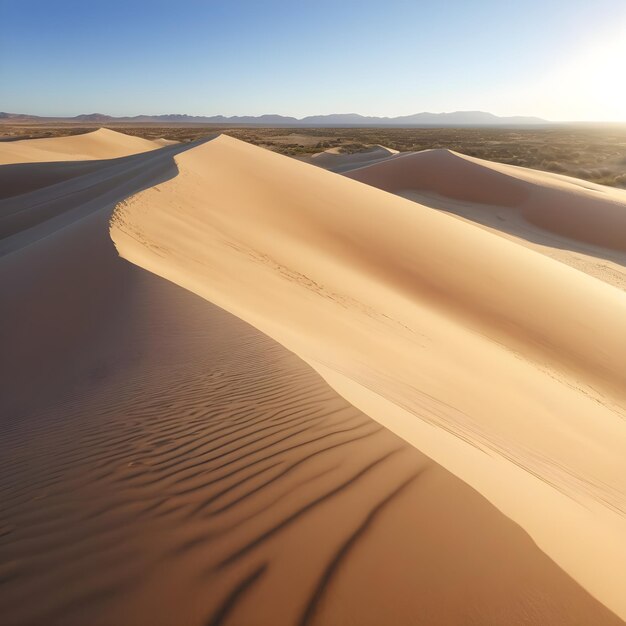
(1, 129, 625, 625)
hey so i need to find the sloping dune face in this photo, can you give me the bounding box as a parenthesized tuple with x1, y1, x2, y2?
(3, 130, 621, 624)
(0, 127, 163, 165)
(112, 135, 626, 620)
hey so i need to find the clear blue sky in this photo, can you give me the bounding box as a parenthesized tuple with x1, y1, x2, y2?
(2, 0, 625, 120)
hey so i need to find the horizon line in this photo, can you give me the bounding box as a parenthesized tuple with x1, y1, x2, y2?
(4, 110, 626, 125)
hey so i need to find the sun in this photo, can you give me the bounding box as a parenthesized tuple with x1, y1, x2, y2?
(549, 22, 626, 121)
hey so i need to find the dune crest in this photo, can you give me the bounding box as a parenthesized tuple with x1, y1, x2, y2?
(112, 134, 626, 619)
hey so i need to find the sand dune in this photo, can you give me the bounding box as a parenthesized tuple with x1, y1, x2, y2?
(301, 144, 398, 173)
(346, 149, 626, 288)
(1, 129, 624, 624)
(0, 127, 163, 165)
(112, 134, 626, 620)
(152, 137, 180, 147)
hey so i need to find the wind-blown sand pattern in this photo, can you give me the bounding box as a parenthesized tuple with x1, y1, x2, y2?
(1, 130, 624, 624)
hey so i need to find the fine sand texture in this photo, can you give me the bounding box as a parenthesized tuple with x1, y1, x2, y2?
(112, 134, 626, 621)
(1, 130, 624, 625)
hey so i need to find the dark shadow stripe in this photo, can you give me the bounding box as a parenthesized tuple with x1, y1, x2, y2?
(206, 563, 267, 626)
(216, 448, 403, 570)
(299, 470, 423, 626)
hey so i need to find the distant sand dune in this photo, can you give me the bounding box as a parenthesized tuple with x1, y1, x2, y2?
(347, 148, 626, 264)
(300, 144, 398, 173)
(346, 148, 626, 290)
(1, 130, 624, 624)
(152, 137, 180, 147)
(0, 127, 164, 165)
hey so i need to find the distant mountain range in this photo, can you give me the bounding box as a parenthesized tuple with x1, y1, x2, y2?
(0, 110, 548, 126)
